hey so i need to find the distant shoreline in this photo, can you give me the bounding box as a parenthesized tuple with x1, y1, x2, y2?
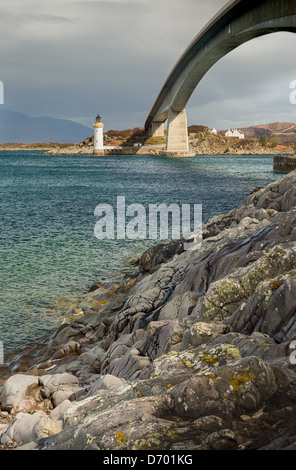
(1, 121, 296, 156)
(0, 146, 294, 157)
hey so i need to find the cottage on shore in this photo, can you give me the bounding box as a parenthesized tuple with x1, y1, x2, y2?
(225, 128, 244, 139)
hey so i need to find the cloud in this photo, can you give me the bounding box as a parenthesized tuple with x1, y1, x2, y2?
(186, 31, 296, 128)
(27, 14, 77, 23)
(0, 0, 295, 132)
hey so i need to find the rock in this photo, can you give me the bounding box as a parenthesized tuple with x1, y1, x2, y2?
(108, 348, 151, 381)
(3, 170, 296, 450)
(0, 411, 46, 445)
(0, 424, 9, 436)
(226, 273, 296, 342)
(158, 292, 201, 321)
(33, 416, 62, 441)
(39, 373, 79, 396)
(39, 373, 82, 407)
(37, 351, 296, 450)
(79, 344, 105, 372)
(139, 239, 184, 273)
(181, 322, 229, 349)
(49, 400, 72, 421)
(84, 374, 126, 397)
(207, 429, 237, 450)
(15, 442, 39, 450)
(140, 320, 185, 360)
(0, 375, 39, 413)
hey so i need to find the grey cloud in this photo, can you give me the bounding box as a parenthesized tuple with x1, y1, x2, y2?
(186, 30, 296, 129)
(0, 9, 77, 24)
(26, 14, 78, 23)
(0, 0, 295, 132)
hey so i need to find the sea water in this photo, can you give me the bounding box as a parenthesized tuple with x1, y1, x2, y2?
(0, 151, 284, 355)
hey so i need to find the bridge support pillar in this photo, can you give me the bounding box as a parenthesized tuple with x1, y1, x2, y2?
(160, 108, 195, 157)
(167, 108, 188, 151)
(149, 121, 165, 137)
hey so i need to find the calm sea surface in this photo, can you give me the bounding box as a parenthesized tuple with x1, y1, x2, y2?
(0, 151, 284, 356)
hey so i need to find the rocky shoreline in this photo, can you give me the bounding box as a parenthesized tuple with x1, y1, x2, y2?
(1, 170, 296, 450)
(40, 143, 294, 157)
(0, 142, 294, 157)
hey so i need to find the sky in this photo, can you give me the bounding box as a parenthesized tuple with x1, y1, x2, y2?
(0, 0, 296, 131)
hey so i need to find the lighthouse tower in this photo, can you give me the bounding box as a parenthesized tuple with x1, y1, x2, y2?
(93, 114, 104, 155)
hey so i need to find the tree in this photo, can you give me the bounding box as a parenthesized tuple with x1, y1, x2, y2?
(260, 135, 268, 147)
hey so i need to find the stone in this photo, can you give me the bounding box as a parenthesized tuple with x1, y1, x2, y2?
(139, 239, 184, 273)
(33, 416, 62, 441)
(0, 424, 9, 436)
(39, 373, 79, 398)
(79, 344, 105, 372)
(158, 292, 201, 321)
(15, 442, 39, 450)
(0, 375, 39, 413)
(49, 400, 72, 421)
(0, 412, 46, 445)
(207, 429, 237, 450)
(39, 373, 82, 407)
(84, 374, 126, 397)
(181, 322, 229, 349)
(3, 170, 296, 451)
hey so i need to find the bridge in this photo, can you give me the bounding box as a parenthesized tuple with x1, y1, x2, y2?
(145, 0, 296, 156)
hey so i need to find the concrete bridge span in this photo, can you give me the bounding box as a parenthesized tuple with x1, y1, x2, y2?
(145, 0, 296, 155)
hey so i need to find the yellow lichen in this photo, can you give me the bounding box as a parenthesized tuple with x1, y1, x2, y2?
(230, 370, 255, 392)
(182, 359, 194, 368)
(222, 344, 241, 359)
(200, 353, 219, 366)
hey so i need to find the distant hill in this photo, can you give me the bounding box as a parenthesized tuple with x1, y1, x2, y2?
(219, 122, 296, 144)
(0, 109, 92, 144)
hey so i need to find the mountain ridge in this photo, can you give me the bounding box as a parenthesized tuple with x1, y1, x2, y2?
(0, 109, 92, 144)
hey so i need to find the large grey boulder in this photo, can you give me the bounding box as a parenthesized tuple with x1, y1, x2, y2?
(0, 411, 46, 445)
(84, 374, 126, 398)
(0, 375, 39, 413)
(39, 373, 83, 407)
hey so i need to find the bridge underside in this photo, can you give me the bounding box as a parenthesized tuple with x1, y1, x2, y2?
(145, 0, 296, 156)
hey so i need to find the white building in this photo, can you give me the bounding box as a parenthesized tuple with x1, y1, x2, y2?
(211, 128, 218, 135)
(225, 128, 245, 139)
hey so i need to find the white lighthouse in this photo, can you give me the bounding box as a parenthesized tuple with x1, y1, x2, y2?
(93, 114, 104, 155)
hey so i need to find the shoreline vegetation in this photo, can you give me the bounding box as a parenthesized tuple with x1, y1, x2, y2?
(0, 122, 295, 156)
(1, 169, 296, 450)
